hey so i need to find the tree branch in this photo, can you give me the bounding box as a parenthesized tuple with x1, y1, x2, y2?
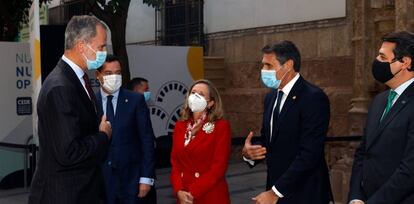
(83, 0, 113, 27)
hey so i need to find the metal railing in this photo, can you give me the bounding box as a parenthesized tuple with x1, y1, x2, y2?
(0, 136, 37, 190)
(231, 135, 362, 146)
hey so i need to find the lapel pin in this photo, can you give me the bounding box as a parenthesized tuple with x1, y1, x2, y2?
(125, 99, 128, 103)
(402, 100, 406, 104)
(292, 96, 296, 100)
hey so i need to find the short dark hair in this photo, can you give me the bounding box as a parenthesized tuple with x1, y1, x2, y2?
(382, 31, 414, 69)
(97, 54, 120, 72)
(262, 40, 301, 72)
(126, 77, 148, 91)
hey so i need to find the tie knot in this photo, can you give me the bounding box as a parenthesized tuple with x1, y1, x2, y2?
(107, 95, 113, 101)
(82, 73, 89, 81)
(278, 90, 284, 98)
(388, 90, 397, 102)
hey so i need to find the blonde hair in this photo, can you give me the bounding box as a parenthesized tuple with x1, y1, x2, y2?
(180, 79, 224, 122)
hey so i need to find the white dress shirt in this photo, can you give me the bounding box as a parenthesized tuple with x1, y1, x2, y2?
(61, 55, 92, 99)
(99, 88, 154, 186)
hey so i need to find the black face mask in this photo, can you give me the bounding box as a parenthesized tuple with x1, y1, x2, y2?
(371, 59, 401, 83)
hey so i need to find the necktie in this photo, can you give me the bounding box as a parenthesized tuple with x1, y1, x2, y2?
(106, 95, 115, 126)
(381, 90, 397, 121)
(271, 90, 284, 141)
(82, 73, 97, 106)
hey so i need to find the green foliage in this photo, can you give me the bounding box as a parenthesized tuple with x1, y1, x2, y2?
(0, 0, 50, 41)
(143, 0, 163, 8)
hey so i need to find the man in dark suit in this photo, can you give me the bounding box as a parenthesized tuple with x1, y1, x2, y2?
(242, 41, 332, 204)
(348, 31, 414, 204)
(96, 55, 155, 204)
(29, 15, 112, 204)
(126, 77, 158, 204)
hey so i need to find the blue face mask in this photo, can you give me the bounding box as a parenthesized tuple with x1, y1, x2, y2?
(261, 68, 289, 89)
(143, 91, 151, 102)
(83, 45, 107, 70)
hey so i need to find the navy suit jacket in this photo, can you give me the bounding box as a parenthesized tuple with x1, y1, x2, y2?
(29, 60, 109, 204)
(97, 88, 155, 200)
(349, 81, 414, 204)
(258, 76, 332, 204)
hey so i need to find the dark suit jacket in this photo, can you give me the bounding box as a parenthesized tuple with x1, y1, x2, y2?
(256, 76, 332, 204)
(97, 89, 155, 204)
(349, 81, 414, 204)
(28, 59, 109, 204)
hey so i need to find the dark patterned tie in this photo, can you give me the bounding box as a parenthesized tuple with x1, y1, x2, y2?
(271, 90, 284, 141)
(82, 73, 97, 108)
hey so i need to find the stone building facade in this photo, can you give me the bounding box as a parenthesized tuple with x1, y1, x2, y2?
(204, 0, 414, 203)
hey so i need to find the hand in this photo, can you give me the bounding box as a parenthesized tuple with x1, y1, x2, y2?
(99, 115, 112, 139)
(350, 200, 365, 204)
(252, 190, 278, 204)
(137, 183, 151, 198)
(243, 131, 266, 160)
(177, 190, 194, 204)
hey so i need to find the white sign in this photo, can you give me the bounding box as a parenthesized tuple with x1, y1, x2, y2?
(127, 45, 204, 137)
(0, 42, 33, 144)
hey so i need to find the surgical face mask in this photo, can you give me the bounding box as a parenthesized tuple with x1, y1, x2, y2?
(144, 91, 151, 102)
(83, 44, 107, 70)
(261, 67, 289, 89)
(188, 93, 207, 113)
(102, 74, 122, 94)
(372, 58, 401, 83)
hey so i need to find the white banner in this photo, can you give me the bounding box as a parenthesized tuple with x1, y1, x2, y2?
(29, 0, 42, 144)
(0, 42, 33, 144)
(127, 45, 204, 137)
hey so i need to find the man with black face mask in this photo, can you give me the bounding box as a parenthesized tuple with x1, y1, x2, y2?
(349, 31, 414, 204)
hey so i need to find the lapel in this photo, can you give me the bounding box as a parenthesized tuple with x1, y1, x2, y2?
(96, 91, 104, 119)
(59, 59, 96, 116)
(114, 89, 127, 131)
(271, 76, 304, 143)
(367, 82, 414, 149)
(178, 120, 200, 173)
(185, 126, 209, 151)
(264, 90, 278, 143)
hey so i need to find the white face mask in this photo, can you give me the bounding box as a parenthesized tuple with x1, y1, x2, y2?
(102, 74, 122, 94)
(188, 93, 207, 113)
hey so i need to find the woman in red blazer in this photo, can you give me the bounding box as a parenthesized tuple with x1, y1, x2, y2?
(170, 79, 231, 204)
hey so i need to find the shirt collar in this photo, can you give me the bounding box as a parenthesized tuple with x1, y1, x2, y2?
(100, 88, 120, 100)
(62, 55, 85, 80)
(280, 73, 300, 95)
(393, 78, 414, 96)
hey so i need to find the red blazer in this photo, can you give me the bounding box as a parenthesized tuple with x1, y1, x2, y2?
(170, 118, 231, 204)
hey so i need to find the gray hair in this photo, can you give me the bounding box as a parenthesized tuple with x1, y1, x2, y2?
(64, 15, 107, 50)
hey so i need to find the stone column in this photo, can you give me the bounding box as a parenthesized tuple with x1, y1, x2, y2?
(395, 0, 414, 31)
(330, 1, 375, 203)
(349, 0, 372, 136)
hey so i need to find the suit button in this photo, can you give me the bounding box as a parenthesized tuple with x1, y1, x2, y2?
(108, 161, 112, 165)
(195, 172, 200, 178)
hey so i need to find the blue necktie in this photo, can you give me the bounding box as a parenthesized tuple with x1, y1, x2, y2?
(106, 95, 115, 126)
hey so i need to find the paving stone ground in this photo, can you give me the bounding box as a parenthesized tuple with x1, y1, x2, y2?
(0, 160, 267, 204)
